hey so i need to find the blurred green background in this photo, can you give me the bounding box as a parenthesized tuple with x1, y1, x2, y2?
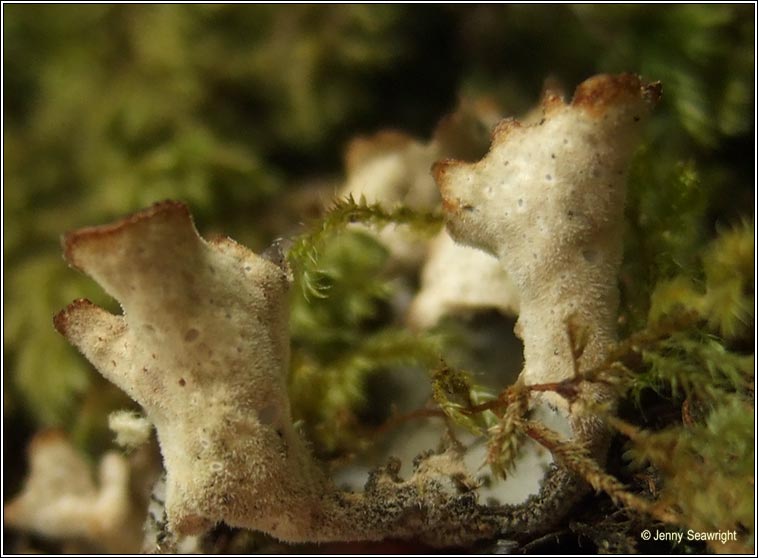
(3, 4, 754, 472)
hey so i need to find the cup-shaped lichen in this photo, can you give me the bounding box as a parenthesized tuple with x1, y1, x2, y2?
(434, 74, 660, 429)
(54, 201, 328, 537)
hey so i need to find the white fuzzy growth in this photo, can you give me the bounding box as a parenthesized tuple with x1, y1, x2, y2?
(409, 229, 519, 328)
(4, 432, 138, 552)
(435, 74, 658, 412)
(54, 202, 327, 538)
(109, 410, 153, 449)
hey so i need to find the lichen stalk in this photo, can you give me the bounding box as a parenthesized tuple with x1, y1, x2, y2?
(434, 73, 660, 430)
(54, 201, 330, 538)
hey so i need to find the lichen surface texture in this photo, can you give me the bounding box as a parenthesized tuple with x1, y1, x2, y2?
(5, 5, 754, 554)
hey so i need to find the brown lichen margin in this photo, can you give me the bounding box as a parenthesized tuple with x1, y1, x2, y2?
(571, 73, 662, 117)
(61, 200, 193, 272)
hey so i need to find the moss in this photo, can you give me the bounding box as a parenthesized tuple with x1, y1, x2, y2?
(601, 224, 753, 551)
(287, 199, 444, 455)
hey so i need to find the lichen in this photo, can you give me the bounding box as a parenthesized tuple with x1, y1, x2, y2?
(49, 200, 512, 544)
(337, 101, 522, 328)
(434, 74, 660, 423)
(4, 431, 140, 553)
(409, 230, 519, 328)
(44, 72, 667, 544)
(5, 6, 753, 553)
(108, 410, 153, 450)
(53, 201, 334, 538)
(46, 196, 621, 547)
